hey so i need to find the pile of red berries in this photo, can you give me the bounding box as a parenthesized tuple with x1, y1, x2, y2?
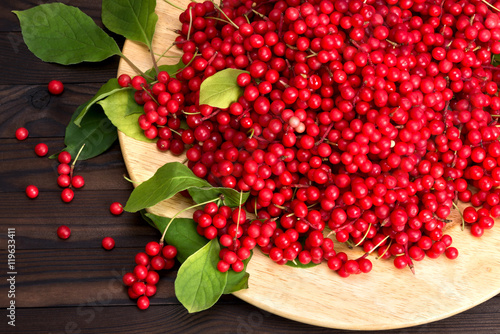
(122, 0, 500, 276)
(123, 241, 177, 309)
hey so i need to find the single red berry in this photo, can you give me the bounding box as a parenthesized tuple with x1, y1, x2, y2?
(57, 163, 71, 175)
(34, 143, 48, 157)
(25, 185, 39, 199)
(71, 175, 85, 188)
(145, 271, 159, 285)
(110, 202, 124, 215)
(57, 225, 71, 239)
(58, 151, 72, 164)
(122, 272, 137, 286)
(145, 241, 161, 256)
(137, 296, 150, 310)
(15, 127, 29, 141)
(161, 245, 177, 259)
(135, 252, 150, 266)
(61, 188, 74, 203)
(102, 237, 115, 250)
(48, 80, 64, 95)
(134, 265, 148, 280)
(57, 174, 71, 188)
(118, 74, 132, 87)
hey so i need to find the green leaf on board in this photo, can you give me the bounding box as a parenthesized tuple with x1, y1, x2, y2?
(188, 187, 250, 208)
(74, 78, 128, 126)
(143, 213, 208, 263)
(123, 162, 211, 212)
(102, 0, 158, 48)
(62, 102, 117, 161)
(199, 69, 248, 108)
(98, 89, 153, 143)
(13, 3, 121, 65)
(175, 239, 227, 313)
(224, 254, 252, 294)
(285, 259, 320, 269)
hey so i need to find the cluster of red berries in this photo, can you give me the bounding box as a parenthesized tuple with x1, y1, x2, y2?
(56, 151, 85, 203)
(118, 70, 191, 154)
(123, 0, 500, 275)
(123, 241, 178, 309)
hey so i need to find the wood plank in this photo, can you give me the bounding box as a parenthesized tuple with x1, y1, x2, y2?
(0, 139, 131, 192)
(0, 248, 238, 308)
(9, 300, 500, 334)
(0, 83, 108, 139)
(0, 33, 123, 85)
(0, 0, 105, 32)
(0, 190, 161, 250)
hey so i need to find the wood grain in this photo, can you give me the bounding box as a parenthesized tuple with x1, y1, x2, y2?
(10, 300, 500, 334)
(0, 0, 105, 32)
(117, 0, 500, 330)
(0, 32, 123, 85)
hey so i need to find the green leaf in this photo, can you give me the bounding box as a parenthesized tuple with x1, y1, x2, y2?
(188, 187, 250, 208)
(199, 69, 248, 108)
(143, 212, 251, 294)
(98, 89, 153, 143)
(13, 3, 121, 65)
(102, 0, 158, 48)
(285, 260, 319, 269)
(144, 213, 208, 263)
(123, 162, 211, 212)
(224, 254, 252, 294)
(74, 78, 128, 127)
(145, 61, 184, 81)
(62, 102, 117, 161)
(175, 239, 227, 313)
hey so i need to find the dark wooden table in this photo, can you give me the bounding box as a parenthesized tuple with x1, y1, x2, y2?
(1, 1, 500, 333)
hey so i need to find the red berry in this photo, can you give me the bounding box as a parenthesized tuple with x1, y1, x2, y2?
(57, 174, 71, 188)
(71, 175, 85, 188)
(161, 245, 177, 259)
(102, 237, 115, 250)
(15, 127, 29, 141)
(137, 296, 150, 310)
(58, 151, 72, 164)
(48, 80, 64, 95)
(57, 225, 71, 239)
(61, 188, 74, 203)
(123, 273, 137, 286)
(145, 241, 161, 256)
(25, 185, 39, 199)
(34, 143, 48, 157)
(109, 202, 124, 215)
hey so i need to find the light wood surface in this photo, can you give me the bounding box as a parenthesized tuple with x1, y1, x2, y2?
(116, 0, 500, 329)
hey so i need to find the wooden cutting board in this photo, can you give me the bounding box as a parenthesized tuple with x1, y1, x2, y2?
(116, 0, 500, 329)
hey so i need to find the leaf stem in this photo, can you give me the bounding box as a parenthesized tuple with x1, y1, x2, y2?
(234, 190, 244, 244)
(211, 0, 239, 29)
(150, 47, 159, 75)
(70, 143, 86, 179)
(119, 52, 152, 80)
(160, 197, 220, 244)
(155, 43, 176, 62)
(163, 0, 185, 11)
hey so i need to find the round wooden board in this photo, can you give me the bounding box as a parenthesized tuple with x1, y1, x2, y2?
(117, 0, 500, 330)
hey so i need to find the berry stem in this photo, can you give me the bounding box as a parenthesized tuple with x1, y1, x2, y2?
(163, 0, 185, 11)
(233, 190, 244, 244)
(70, 144, 86, 179)
(118, 53, 152, 80)
(159, 197, 220, 244)
(211, 0, 239, 29)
